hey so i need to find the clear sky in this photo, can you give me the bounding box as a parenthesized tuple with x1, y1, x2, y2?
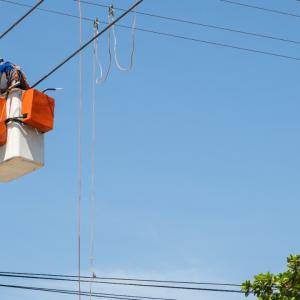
(1, 0, 300, 299)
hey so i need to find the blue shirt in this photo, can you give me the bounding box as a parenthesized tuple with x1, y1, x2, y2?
(0, 62, 14, 74)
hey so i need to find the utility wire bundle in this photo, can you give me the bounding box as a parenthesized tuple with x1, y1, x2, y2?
(2, 0, 300, 62)
(0, 271, 244, 299)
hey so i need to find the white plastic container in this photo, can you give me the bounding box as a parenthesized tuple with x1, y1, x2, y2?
(0, 89, 44, 182)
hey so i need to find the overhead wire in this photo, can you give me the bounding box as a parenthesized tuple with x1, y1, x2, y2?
(0, 283, 172, 300)
(3, 0, 300, 47)
(2, 0, 300, 66)
(4, 0, 300, 46)
(78, 0, 300, 45)
(0, 0, 44, 39)
(31, 0, 144, 88)
(0, 273, 243, 293)
(0, 271, 241, 287)
(220, 0, 300, 18)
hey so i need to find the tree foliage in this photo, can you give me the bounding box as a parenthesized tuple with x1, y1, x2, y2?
(242, 255, 300, 300)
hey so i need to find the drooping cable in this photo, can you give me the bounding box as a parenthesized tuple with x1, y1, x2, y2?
(31, 0, 144, 88)
(0, 0, 44, 39)
(93, 18, 112, 84)
(93, 19, 104, 82)
(109, 3, 137, 71)
(77, 1, 83, 300)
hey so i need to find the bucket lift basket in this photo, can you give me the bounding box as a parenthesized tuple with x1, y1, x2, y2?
(0, 88, 55, 182)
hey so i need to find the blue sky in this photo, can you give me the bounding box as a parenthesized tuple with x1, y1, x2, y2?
(1, 0, 300, 299)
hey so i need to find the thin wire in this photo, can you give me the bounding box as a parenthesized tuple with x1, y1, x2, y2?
(220, 0, 300, 18)
(77, 1, 83, 300)
(4, 0, 300, 65)
(3, 0, 300, 46)
(2, 0, 300, 64)
(0, 283, 165, 300)
(31, 0, 144, 88)
(109, 3, 137, 71)
(93, 18, 112, 84)
(0, 273, 243, 292)
(0, 0, 94, 21)
(0, 271, 241, 286)
(124, 25, 300, 62)
(78, 0, 300, 45)
(89, 17, 98, 300)
(0, 0, 44, 39)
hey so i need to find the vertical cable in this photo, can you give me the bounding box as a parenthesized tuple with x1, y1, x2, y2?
(77, 1, 83, 300)
(89, 20, 97, 300)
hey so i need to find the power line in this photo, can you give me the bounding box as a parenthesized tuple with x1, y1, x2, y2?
(78, 0, 300, 45)
(0, 271, 241, 287)
(0, 0, 94, 22)
(0, 283, 169, 300)
(2, 0, 300, 64)
(0, 0, 44, 39)
(0, 273, 243, 293)
(220, 0, 300, 18)
(3, 0, 300, 45)
(120, 25, 300, 62)
(31, 0, 144, 88)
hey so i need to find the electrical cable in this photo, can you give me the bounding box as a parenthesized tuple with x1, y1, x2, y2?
(93, 18, 112, 84)
(0, 0, 44, 39)
(90, 17, 97, 300)
(78, 0, 300, 45)
(0, 283, 169, 300)
(0, 271, 241, 287)
(77, 1, 83, 300)
(1, 0, 300, 65)
(31, 0, 144, 88)
(0, 271, 242, 287)
(3, 0, 300, 47)
(0, 273, 243, 293)
(109, 3, 137, 71)
(220, 0, 300, 19)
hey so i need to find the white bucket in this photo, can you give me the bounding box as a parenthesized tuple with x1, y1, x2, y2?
(0, 89, 44, 182)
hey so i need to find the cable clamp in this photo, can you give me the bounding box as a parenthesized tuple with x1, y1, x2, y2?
(93, 18, 99, 31)
(109, 4, 115, 17)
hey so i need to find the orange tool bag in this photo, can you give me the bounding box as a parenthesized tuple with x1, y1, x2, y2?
(21, 89, 55, 133)
(0, 97, 7, 146)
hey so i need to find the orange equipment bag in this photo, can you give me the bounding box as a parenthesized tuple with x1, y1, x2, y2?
(22, 89, 55, 133)
(0, 97, 7, 146)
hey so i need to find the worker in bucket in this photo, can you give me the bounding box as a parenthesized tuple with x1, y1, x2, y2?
(0, 58, 30, 96)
